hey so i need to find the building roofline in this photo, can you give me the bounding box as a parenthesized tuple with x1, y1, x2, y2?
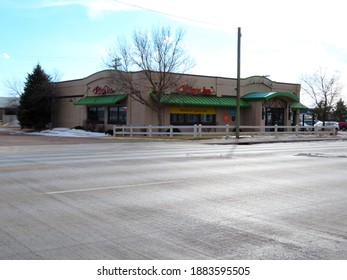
(54, 69, 300, 87)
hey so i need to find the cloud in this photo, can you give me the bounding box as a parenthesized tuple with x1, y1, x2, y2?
(39, 0, 138, 19)
(2, 53, 11, 59)
(37, 0, 238, 28)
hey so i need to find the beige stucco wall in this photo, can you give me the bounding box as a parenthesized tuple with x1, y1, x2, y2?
(53, 70, 302, 130)
(53, 77, 87, 128)
(53, 98, 86, 128)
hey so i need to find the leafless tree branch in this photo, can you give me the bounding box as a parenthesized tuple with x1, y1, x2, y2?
(301, 67, 343, 123)
(104, 25, 195, 125)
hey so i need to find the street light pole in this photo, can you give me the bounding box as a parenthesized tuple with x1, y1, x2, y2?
(236, 27, 241, 139)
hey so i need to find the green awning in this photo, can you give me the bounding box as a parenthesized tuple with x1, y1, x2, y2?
(242, 92, 299, 102)
(290, 102, 308, 110)
(151, 93, 250, 108)
(74, 94, 127, 106)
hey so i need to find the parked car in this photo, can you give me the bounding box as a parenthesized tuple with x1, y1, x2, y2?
(338, 122, 347, 131)
(300, 120, 315, 131)
(304, 120, 315, 126)
(314, 121, 339, 132)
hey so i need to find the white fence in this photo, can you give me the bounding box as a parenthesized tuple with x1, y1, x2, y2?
(113, 124, 337, 138)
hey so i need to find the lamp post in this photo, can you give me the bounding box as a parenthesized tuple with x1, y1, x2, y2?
(236, 27, 241, 139)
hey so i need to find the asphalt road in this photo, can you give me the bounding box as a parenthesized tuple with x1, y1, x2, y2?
(0, 137, 346, 259)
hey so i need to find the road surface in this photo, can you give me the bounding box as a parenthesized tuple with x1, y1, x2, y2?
(0, 139, 346, 259)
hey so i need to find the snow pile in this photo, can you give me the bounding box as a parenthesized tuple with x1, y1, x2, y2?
(30, 127, 108, 138)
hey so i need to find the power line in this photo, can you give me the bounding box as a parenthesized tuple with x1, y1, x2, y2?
(112, 0, 221, 28)
(2, 2, 229, 63)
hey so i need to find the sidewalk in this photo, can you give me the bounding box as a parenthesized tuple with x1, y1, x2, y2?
(1, 126, 347, 146)
(198, 131, 347, 145)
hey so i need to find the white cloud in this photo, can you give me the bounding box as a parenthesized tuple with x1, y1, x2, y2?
(22, 0, 347, 100)
(40, 0, 138, 19)
(2, 53, 11, 59)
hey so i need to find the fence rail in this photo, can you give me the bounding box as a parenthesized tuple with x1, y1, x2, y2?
(113, 124, 337, 138)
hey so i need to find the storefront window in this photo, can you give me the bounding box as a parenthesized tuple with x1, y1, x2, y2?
(88, 107, 104, 123)
(200, 114, 213, 123)
(186, 114, 199, 124)
(171, 114, 185, 124)
(108, 106, 127, 124)
(170, 114, 216, 125)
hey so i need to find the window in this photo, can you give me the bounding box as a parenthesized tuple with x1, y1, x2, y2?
(170, 114, 216, 125)
(200, 114, 214, 123)
(88, 107, 104, 123)
(108, 106, 127, 124)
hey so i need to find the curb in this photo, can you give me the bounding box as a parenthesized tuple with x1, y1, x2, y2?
(202, 136, 346, 145)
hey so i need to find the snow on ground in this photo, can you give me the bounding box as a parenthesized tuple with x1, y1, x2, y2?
(30, 128, 108, 138)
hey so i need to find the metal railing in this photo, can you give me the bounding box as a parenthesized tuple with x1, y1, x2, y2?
(113, 124, 337, 138)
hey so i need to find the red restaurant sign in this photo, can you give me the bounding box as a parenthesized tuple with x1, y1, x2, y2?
(177, 84, 215, 95)
(93, 85, 114, 95)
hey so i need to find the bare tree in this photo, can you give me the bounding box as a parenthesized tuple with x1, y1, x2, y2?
(301, 68, 343, 123)
(105, 26, 195, 126)
(5, 79, 23, 98)
(3, 79, 22, 115)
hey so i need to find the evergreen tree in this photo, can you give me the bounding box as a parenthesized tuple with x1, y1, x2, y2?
(17, 64, 53, 129)
(333, 98, 347, 121)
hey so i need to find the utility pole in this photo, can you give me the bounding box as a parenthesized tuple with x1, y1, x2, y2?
(236, 27, 241, 139)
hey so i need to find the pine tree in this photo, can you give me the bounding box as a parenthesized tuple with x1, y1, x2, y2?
(17, 64, 53, 129)
(333, 98, 347, 121)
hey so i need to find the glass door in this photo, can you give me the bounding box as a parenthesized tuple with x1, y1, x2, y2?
(265, 108, 284, 131)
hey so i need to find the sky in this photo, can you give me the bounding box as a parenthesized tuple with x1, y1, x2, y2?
(1, 0, 347, 106)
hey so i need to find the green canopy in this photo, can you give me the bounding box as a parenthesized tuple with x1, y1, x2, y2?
(242, 92, 299, 102)
(74, 94, 127, 106)
(290, 102, 308, 110)
(151, 93, 250, 108)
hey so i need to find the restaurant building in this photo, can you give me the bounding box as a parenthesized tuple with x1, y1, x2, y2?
(53, 70, 306, 131)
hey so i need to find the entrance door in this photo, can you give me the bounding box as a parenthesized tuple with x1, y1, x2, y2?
(265, 108, 284, 130)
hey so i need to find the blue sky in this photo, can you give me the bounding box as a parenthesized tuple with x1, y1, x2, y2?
(1, 0, 347, 105)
